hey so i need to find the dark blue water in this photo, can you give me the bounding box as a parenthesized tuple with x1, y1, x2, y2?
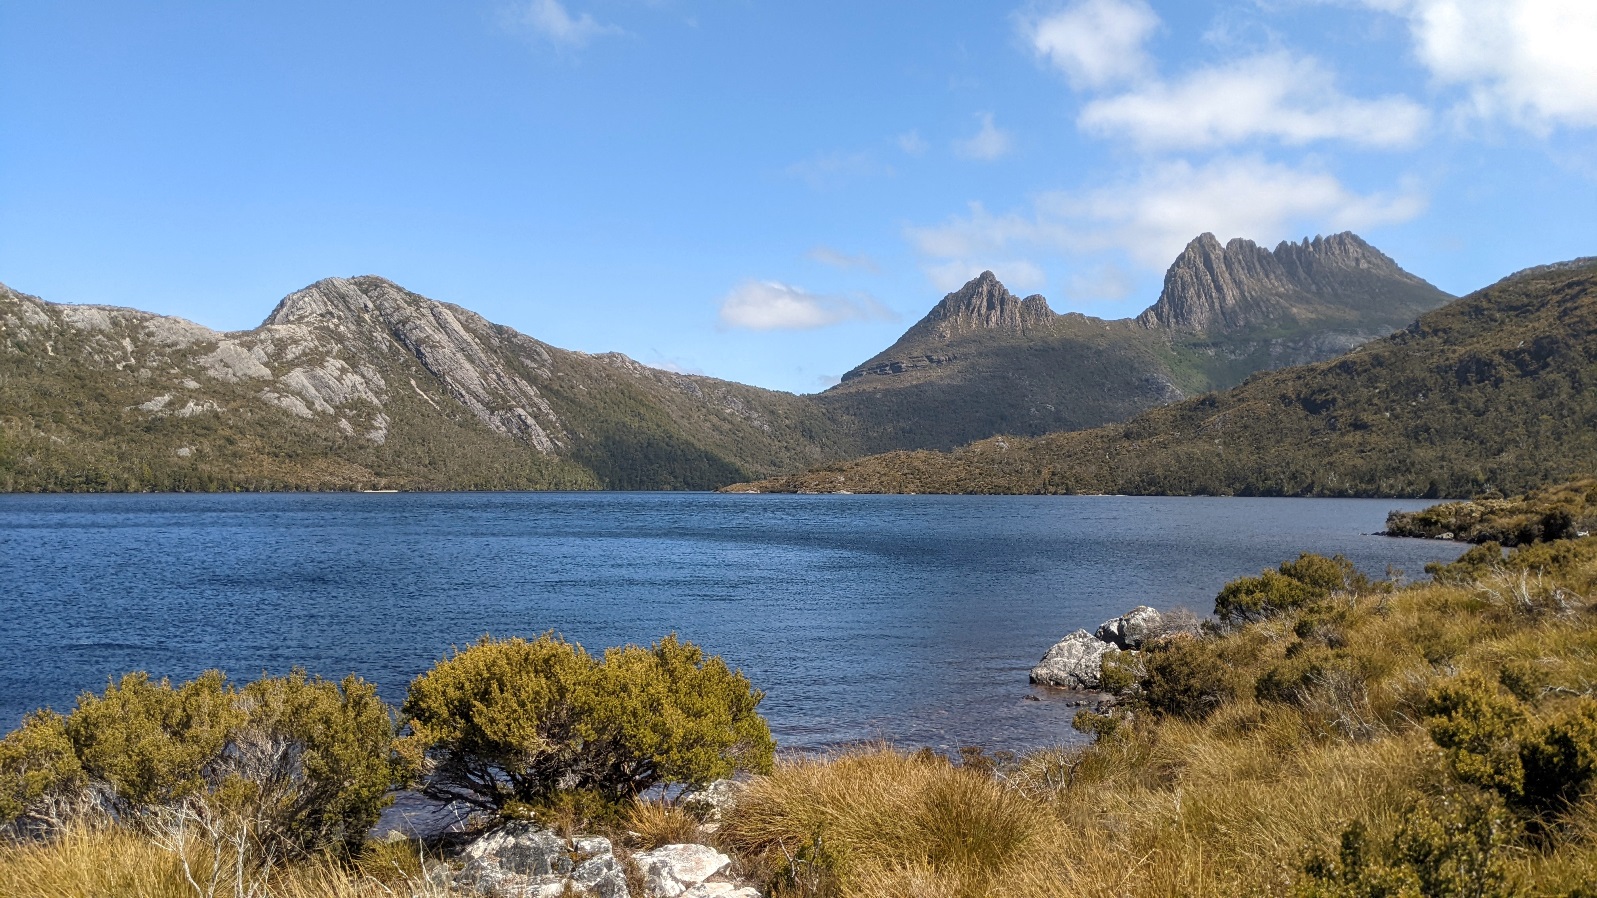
(0, 493, 1463, 751)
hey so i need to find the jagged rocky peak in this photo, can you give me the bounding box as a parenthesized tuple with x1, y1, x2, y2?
(1137, 231, 1431, 333)
(262, 275, 425, 328)
(925, 271, 1054, 337)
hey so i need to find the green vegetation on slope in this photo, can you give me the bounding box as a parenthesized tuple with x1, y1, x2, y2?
(734, 258, 1597, 498)
(1385, 476, 1597, 545)
(0, 278, 856, 492)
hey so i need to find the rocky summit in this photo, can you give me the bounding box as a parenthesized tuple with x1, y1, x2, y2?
(0, 276, 849, 491)
(816, 231, 1452, 454)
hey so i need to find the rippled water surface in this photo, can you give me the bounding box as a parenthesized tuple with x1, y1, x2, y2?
(0, 492, 1464, 751)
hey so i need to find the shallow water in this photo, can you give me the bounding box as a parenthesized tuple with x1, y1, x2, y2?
(0, 492, 1463, 751)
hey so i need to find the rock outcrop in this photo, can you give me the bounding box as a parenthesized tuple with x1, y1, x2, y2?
(1094, 606, 1164, 650)
(1032, 606, 1177, 689)
(633, 844, 756, 898)
(1137, 232, 1445, 334)
(1029, 629, 1116, 689)
(447, 820, 760, 898)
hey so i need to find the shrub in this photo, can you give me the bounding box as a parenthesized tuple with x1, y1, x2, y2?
(1216, 554, 1369, 626)
(0, 711, 85, 829)
(400, 634, 774, 814)
(1424, 675, 1597, 825)
(225, 671, 405, 856)
(1299, 788, 1521, 898)
(1424, 674, 1529, 799)
(65, 671, 243, 811)
(1518, 699, 1597, 819)
(0, 670, 402, 857)
(1139, 638, 1237, 721)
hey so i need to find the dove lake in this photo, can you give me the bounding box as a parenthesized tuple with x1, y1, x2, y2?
(0, 492, 1465, 752)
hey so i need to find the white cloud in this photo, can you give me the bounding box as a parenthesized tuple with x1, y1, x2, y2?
(718, 281, 895, 331)
(1080, 53, 1430, 150)
(1021, 0, 1161, 89)
(907, 157, 1426, 270)
(1361, 0, 1597, 129)
(897, 130, 928, 155)
(808, 246, 881, 273)
(517, 0, 622, 47)
(952, 113, 1014, 161)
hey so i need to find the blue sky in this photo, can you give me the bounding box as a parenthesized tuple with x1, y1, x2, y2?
(3, 1, 1594, 394)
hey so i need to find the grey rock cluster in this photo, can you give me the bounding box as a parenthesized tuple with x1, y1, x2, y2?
(446, 817, 760, 898)
(450, 822, 627, 898)
(1029, 606, 1165, 690)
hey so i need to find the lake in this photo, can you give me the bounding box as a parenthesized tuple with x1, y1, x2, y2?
(0, 492, 1465, 752)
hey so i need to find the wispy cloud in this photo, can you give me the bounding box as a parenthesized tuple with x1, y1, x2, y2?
(514, 0, 623, 47)
(718, 281, 896, 331)
(784, 151, 889, 189)
(1357, 0, 1597, 130)
(1020, 0, 1161, 89)
(897, 130, 928, 155)
(952, 113, 1014, 161)
(1080, 52, 1430, 150)
(907, 156, 1427, 271)
(808, 246, 881, 273)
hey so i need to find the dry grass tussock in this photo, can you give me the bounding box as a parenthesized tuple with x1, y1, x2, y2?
(720, 746, 1075, 898)
(0, 822, 445, 898)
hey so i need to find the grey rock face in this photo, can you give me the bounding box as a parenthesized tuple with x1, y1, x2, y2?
(632, 844, 733, 898)
(1094, 606, 1164, 650)
(923, 271, 1055, 338)
(1137, 231, 1444, 334)
(458, 821, 572, 876)
(1029, 629, 1115, 690)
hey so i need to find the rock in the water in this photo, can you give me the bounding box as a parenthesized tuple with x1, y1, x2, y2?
(1030, 629, 1114, 689)
(1094, 606, 1164, 650)
(633, 843, 733, 898)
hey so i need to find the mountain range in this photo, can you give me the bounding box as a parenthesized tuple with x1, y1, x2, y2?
(0, 232, 1455, 491)
(733, 257, 1597, 497)
(814, 231, 1452, 452)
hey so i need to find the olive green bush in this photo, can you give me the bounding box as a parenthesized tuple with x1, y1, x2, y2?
(1299, 789, 1521, 898)
(400, 634, 775, 814)
(0, 670, 402, 857)
(1215, 553, 1371, 626)
(1424, 674, 1597, 825)
(0, 711, 84, 828)
(1136, 637, 1239, 721)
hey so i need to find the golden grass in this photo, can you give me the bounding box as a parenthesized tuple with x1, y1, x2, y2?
(722, 747, 1074, 898)
(0, 825, 445, 898)
(626, 798, 705, 849)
